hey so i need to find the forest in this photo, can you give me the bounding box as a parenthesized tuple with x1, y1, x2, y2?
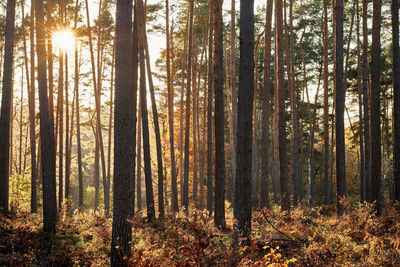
(0, 0, 400, 265)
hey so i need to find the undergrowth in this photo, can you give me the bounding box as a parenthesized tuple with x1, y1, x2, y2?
(0, 201, 399, 266)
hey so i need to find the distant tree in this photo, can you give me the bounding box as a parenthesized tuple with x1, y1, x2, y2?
(234, 0, 254, 241)
(260, 0, 273, 208)
(75, 0, 84, 209)
(166, 0, 179, 212)
(183, 0, 194, 211)
(21, 0, 37, 213)
(288, 0, 299, 206)
(111, 0, 135, 264)
(0, 0, 16, 213)
(276, 0, 289, 211)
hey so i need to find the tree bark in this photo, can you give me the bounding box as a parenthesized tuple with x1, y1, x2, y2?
(288, 0, 300, 206)
(183, 0, 194, 211)
(356, 0, 365, 203)
(392, 0, 400, 202)
(111, 0, 135, 264)
(276, 0, 289, 211)
(335, 0, 346, 214)
(362, 0, 371, 203)
(166, 0, 179, 212)
(36, 0, 57, 232)
(229, 0, 237, 206)
(323, 0, 330, 205)
(234, 0, 254, 241)
(214, 0, 225, 228)
(137, 0, 155, 220)
(144, 24, 164, 217)
(207, 0, 214, 214)
(260, 0, 273, 208)
(370, 0, 382, 214)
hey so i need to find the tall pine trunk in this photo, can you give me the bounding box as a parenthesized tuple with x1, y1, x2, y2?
(207, 0, 214, 214)
(276, 0, 289, 211)
(323, 0, 330, 205)
(111, 0, 135, 264)
(234, 0, 254, 241)
(260, 0, 273, 208)
(370, 0, 382, 214)
(183, 0, 194, 211)
(229, 0, 237, 205)
(335, 0, 346, 214)
(392, 0, 400, 202)
(138, 0, 155, 220)
(36, 0, 57, 232)
(214, 0, 225, 228)
(166, 0, 179, 212)
(0, 0, 15, 213)
(144, 25, 164, 217)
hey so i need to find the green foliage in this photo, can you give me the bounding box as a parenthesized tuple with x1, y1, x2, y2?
(9, 173, 34, 212)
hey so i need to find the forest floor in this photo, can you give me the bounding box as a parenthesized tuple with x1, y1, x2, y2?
(0, 201, 399, 266)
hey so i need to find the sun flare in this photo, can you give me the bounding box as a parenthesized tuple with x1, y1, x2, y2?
(52, 30, 75, 52)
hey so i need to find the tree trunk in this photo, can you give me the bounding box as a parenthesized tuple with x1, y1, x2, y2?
(143, 23, 164, 217)
(111, 0, 135, 264)
(207, 0, 214, 214)
(57, 47, 64, 208)
(273, 23, 280, 205)
(36, 0, 57, 232)
(106, 38, 115, 211)
(193, 45, 199, 203)
(252, 35, 261, 207)
(166, 0, 179, 212)
(21, 0, 37, 213)
(392, 0, 400, 202)
(214, 0, 225, 228)
(183, 0, 194, 211)
(136, 93, 142, 212)
(65, 51, 70, 206)
(131, 5, 139, 214)
(362, 0, 371, 203)
(260, 0, 273, 208)
(335, 0, 346, 214)
(370, 0, 382, 214)
(230, 0, 237, 206)
(74, 0, 82, 209)
(276, 0, 289, 211)
(356, 0, 365, 203)
(288, 0, 300, 206)
(47, 0, 55, 129)
(323, 0, 330, 205)
(137, 0, 155, 220)
(75, 35, 83, 208)
(234, 0, 254, 241)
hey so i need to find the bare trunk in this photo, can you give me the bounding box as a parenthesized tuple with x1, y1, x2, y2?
(166, 0, 179, 212)
(260, 0, 273, 208)
(214, 0, 225, 228)
(138, 0, 155, 220)
(234, 0, 254, 240)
